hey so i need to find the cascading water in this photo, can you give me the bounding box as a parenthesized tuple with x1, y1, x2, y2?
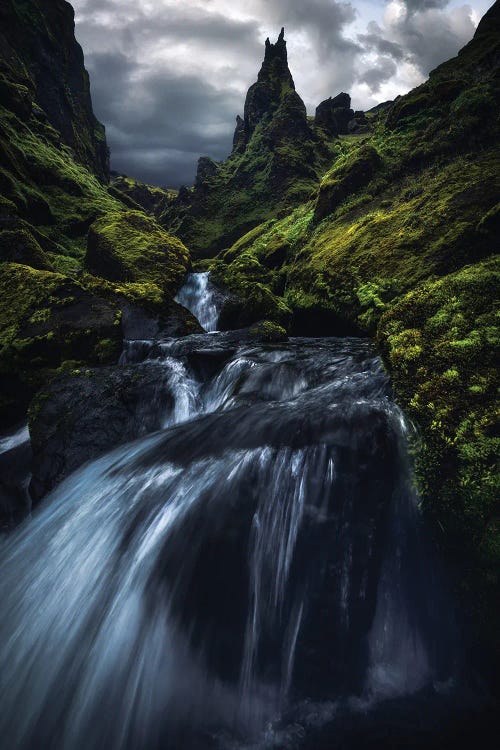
(0, 278, 483, 750)
(175, 272, 222, 332)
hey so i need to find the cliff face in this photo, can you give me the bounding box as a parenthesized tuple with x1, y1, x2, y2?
(210, 2, 500, 650)
(0, 0, 108, 179)
(163, 30, 349, 257)
(0, 0, 196, 430)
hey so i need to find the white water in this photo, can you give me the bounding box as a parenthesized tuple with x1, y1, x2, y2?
(175, 272, 222, 332)
(0, 424, 29, 455)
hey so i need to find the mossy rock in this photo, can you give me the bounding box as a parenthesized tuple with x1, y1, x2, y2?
(110, 175, 175, 218)
(217, 280, 292, 330)
(86, 210, 189, 292)
(0, 74, 33, 120)
(0, 262, 122, 425)
(386, 90, 433, 129)
(249, 320, 288, 342)
(377, 257, 499, 645)
(0, 228, 52, 269)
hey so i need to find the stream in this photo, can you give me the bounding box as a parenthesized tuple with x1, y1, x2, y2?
(0, 274, 492, 749)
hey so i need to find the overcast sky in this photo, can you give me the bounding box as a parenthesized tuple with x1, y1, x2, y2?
(72, 0, 493, 187)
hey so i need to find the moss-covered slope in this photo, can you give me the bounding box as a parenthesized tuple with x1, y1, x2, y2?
(0, 0, 193, 426)
(211, 2, 500, 646)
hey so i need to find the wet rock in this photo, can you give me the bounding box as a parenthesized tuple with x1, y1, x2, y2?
(0, 437, 32, 528)
(29, 363, 177, 501)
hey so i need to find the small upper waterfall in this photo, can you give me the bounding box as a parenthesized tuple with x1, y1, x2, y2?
(175, 272, 222, 332)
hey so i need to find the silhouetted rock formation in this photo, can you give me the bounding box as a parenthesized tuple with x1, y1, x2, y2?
(315, 93, 355, 136)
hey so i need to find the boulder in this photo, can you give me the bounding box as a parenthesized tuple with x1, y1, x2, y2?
(86, 210, 189, 291)
(28, 363, 178, 501)
(0, 263, 123, 425)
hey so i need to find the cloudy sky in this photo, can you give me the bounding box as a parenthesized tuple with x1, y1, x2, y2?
(72, 0, 492, 187)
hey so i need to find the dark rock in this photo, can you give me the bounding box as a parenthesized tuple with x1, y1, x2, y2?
(0, 229, 52, 270)
(315, 93, 354, 135)
(232, 114, 246, 154)
(243, 27, 299, 138)
(248, 320, 288, 342)
(121, 299, 203, 340)
(195, 157, 219, 191)
(0, 263, 123, 426)
(0, 74, 33, 120)
(29, 363, 178, 501)
(330, 92, 351, 109)
(0, 435, 32, 528)
(109, 176, 173, 219)
(386, 90, 432, 129)
(176, 185, 192, 206)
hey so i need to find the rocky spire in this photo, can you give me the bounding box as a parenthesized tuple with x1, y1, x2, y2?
(264, 27, 287, 64)
(242, 28, 305, 142)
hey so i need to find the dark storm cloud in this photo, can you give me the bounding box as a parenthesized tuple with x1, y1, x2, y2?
(358, 57, 398, 93)
(403, 0, 450, 13)
(358, 22, 405, 61)
(258, 0, 361, 57)
(85, 51, 241, 186)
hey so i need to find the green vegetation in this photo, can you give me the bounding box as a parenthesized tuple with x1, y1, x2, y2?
(378, 258, 499, 641)
(162, 34, 339, 257)
(111, 174, 176, 218)
(86, 210, 189, 291)
(0, 262, 122, 421)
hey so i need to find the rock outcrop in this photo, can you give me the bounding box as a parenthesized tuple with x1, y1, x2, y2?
(0, 0, 109, 179)
(163, 30, 338, 257)
(207, 2, 500, 658)
(315, 93, 354, 136)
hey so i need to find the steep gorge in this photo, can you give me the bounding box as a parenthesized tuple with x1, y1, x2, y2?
(0, 1, 499, 747)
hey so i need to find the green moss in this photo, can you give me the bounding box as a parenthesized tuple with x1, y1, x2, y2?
(314, 144, 382, 221)
(249, 320, 288, 341)
(86, 210, 189, 292)
(94, 338, 120, 364)
(377, 258, 499, 634)
(0, 263, 122, 424)
(0, 228, 52, 269)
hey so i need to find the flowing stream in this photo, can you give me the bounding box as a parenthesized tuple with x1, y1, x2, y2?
(0, 274, 482, 750)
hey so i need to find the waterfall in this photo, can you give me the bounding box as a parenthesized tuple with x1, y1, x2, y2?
(0, 329, 466, 750)
(0, 263, 474, 749)
(175, 272, 222, 332)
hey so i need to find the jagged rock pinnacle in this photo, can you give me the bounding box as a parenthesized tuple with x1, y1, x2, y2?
(264, 27, 288, 63)
(240, 28, 301, 138)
